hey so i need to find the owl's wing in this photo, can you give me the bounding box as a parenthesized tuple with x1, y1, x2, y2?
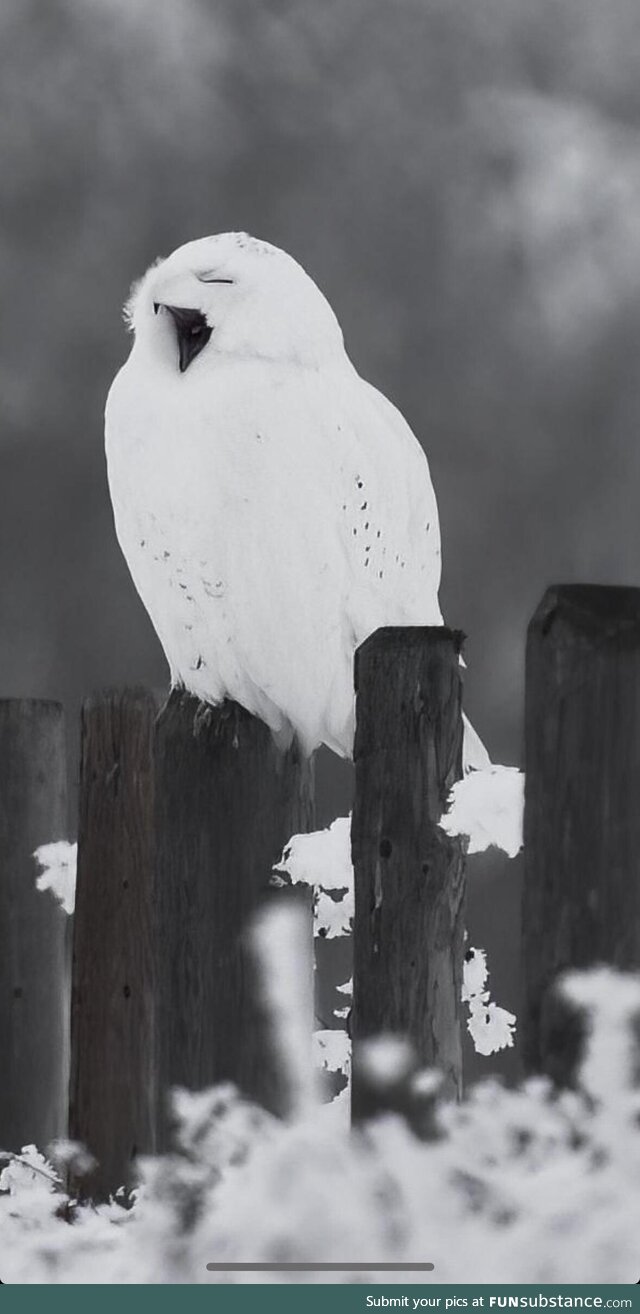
(332, 370, 491, 770)
(329, 368, 444, 645)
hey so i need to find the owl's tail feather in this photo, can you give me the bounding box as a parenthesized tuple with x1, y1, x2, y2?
(462, 713, 492, 775)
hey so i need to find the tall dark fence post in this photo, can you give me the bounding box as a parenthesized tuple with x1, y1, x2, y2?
(154, 692, 314, 1145)
(70, 689, 157, 1195)
(0, 700, 68, 1151)
(523, 585, 640, 1083)
(351, 627, 467, 1112)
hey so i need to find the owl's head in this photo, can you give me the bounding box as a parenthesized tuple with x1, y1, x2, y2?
(125, 232, 345, 374)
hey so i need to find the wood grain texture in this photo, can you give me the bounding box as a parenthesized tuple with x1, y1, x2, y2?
(0, 700, 68, 1150)
(154, 691, 314, 1143)
(523, 585, 640, 1083)
(351, 627, 466, 1111)
(69, 689, 158, 1195)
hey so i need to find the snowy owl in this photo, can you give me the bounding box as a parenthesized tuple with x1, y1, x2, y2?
(105, 232, 488, 766)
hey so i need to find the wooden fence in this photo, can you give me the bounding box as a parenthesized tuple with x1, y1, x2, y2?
(1, 585, 639, 1195)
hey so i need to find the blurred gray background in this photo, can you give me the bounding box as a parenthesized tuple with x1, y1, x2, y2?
(3, 0, 640, 1074)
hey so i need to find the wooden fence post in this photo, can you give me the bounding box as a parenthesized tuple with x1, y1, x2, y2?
(351, 627, 467, 1113)
(154, 691, 314, 1145)
(69, 689, 157, 1196)
(523, 584, 640, 1083)
(0, 700, 68, 1151)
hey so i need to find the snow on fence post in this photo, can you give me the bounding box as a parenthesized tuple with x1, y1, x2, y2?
(351, 627, 467, 1114)
(69, 689, 158, 1197)
(153, 691, 315, 1147)
(0, 700, 68, 1151)
(523, 584, 640, 1085)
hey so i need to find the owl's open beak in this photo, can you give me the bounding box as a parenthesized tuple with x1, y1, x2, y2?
(157, 304, 213, 373)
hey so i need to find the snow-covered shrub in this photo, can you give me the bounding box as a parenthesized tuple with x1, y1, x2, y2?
(1, 968, 638, 1284)
(33, 841, 77, 915)
(275, 820, 517, 1057)
(462, 947, 516, 1056)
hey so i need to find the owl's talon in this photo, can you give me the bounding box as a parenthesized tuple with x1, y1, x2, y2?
(192, 702, 214, 737)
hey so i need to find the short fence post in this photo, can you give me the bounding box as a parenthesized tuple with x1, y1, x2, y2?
(351, 627, 467, 1113)
(69, 689, 158, 1196)
(154, 692, 314, 1145)
(0, 700, 68, 1151)
(523, 585, 640, 1083)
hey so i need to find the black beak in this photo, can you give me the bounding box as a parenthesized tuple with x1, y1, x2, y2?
(159, 304, 212, 373)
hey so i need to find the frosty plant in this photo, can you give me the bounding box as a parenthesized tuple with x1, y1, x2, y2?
(273, 800, 520, 1082)
(0, 959, 638, 1284)
(33, 841, 77, 915)
(462, 948, 516, 1057)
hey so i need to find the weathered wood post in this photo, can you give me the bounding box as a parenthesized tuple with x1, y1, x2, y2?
(523, 584, 640, 1084)
(70, 689, 157, 1195)
(351, 627, 467, 1115)
(154, 692, 314, 1146)
(0, 700, 68, 1151)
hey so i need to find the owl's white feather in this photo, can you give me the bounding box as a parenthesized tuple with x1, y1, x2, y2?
(105, 232, 484, 762)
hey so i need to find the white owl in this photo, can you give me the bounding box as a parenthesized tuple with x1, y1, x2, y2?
(105, 232, 488, 767)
